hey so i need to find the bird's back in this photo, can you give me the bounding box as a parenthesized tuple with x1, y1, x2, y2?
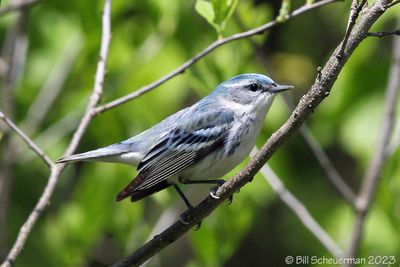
(57, 105, 193, 165)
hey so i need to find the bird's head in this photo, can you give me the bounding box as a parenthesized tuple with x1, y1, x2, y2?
(212, 73, 294, 112)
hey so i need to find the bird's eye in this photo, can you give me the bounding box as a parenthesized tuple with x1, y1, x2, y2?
(249, 83, 259, 92)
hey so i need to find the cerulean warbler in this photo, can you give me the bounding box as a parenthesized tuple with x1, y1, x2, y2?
(58, 74, 293, 210)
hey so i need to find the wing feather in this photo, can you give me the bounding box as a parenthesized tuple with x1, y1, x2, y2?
(117, 109, 235, 201)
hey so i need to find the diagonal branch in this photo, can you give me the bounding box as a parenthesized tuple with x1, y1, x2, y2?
(0, 0, 112, 266)
(345, 19, 400, 263)
(93, 0, 341, 115)
(111, 0, 392, 266)
(258, 162, 343, 257)
(298, 125, 357, 204)
(0, 111, 54, 168)
(367, 29, 400, 37)
(338, 0, 367, 57)
(281, 96, 357, 204)
(0, 6, 29, 258)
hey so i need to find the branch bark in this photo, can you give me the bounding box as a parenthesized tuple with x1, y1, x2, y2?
(0, 111, 54, 168)
(0, 0, 112, 266)
(338, 0, 367, 57)
(112, 0, 392, 266)
(0, 5, 29, 258)
(345, 18, 400, 263)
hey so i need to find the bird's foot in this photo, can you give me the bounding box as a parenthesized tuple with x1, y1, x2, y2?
(209, 183, 233, 205)
(180, 207, 202, 230)
(226, 194, 234, 205)
(209, 186, 220, 199)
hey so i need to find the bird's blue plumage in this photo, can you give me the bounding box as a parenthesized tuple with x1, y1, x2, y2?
(134, 109, 235, 190)
(56, 73, 293, 203)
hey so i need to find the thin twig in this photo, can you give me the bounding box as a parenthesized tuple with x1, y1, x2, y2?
(0, 0, 39, 16)
(0, 0, 112, 266)
(367, 29, 400, 37)
(111, 0, 391, 265)
(94, 0, 341, 115)
(0, 111, 54, 168)
(338, 0, 367, 57)
(384, 0, 400, 9)
(0, 7, 29, 257)
(257, 161, 343, 257)
(298, 126, 357, 204)
(281, 96, 357, 204)
(19, 101, 85, 164)
(345, 21, 400, 264)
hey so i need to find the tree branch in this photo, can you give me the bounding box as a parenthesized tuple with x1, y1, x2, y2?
(0, 111, 54, 168)
(0, 0, 112, 266)
(345, 19, 400, 263)
(367, 29, 400, 37)
(0, 6, 29, 258)
(298, 124, 357, 204)
(338, 0, 367, 57)
(258, 162, 343, 257)
(281, 96, 356, 204)
(93, 0, 341, 115)
(111, 0, 391, 266)
(0, 0, 40, 16)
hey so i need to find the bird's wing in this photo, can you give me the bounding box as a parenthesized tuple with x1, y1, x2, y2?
(116, 109, 235, 201)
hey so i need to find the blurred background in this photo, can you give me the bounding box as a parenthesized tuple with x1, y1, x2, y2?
(0, 0, 399, 266)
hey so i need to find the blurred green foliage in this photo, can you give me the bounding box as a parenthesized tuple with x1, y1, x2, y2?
(0, 0, 399, 266)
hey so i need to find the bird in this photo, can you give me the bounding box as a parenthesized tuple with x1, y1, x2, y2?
(57, 73, 293, 214)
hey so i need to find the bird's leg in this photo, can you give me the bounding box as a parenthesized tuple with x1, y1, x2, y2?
(179, 178, 233, 204)
(173, 184, 201, 230)
(173, 184, 193, 210)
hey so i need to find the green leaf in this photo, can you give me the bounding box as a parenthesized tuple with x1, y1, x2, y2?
(195, 0, 217, 30)
(195, 0, 239, 37)
(212, 0, 238, 29)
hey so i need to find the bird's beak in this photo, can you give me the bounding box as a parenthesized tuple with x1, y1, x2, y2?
(270, 84, 294, 93)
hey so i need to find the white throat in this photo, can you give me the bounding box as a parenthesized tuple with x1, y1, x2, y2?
(218, 94, 276, 118)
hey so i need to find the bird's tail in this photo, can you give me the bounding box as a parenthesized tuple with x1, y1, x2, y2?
(56, 143, 132, 164)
